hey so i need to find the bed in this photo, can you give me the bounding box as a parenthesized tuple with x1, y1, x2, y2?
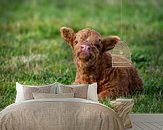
(0, 98, 126, 130)
(0, 82, 133, 130)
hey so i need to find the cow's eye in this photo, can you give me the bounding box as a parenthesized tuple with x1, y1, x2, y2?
(74, 40, 78, 45)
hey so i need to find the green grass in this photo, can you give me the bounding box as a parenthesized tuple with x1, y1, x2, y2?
(0, 0, 163, 113)
(100, 97, 112, 108)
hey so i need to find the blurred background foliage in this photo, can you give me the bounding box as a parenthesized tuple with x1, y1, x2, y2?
(0, 0, 163, 113)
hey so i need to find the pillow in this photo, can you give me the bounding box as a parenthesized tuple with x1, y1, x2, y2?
(15, 82, 58, 103)
(87, 83, 98, 102)
(57, 83, 88, 99)
(32, 93, 74, 99)
(56, 82, 98, 102)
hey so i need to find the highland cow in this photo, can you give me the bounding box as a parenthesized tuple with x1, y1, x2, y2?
(60, 27, 143, 99)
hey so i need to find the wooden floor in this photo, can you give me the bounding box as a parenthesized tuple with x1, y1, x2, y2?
(128, 114, 163, 130)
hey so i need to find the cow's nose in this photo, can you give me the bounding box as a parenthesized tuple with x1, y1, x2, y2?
(81, 44, 90, 52)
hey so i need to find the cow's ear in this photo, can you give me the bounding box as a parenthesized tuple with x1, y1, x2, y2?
(60, 27, 75, 47)
(101, 35, 120, 52)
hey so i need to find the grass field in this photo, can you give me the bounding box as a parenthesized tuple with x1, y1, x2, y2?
(0, 0, 163, 113)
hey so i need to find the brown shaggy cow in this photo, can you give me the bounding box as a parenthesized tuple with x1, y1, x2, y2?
(60, 27, 143, 99)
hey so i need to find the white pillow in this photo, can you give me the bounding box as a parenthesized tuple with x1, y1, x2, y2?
(15, 82, 58, 103)
(87, 83, 98, 102)
(15, 82, 24, 103)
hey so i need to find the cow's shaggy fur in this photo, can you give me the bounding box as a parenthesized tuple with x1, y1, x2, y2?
(60, 27, 143, 99)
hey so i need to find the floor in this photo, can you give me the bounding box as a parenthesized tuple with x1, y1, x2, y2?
(128, 114, 163, 130)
